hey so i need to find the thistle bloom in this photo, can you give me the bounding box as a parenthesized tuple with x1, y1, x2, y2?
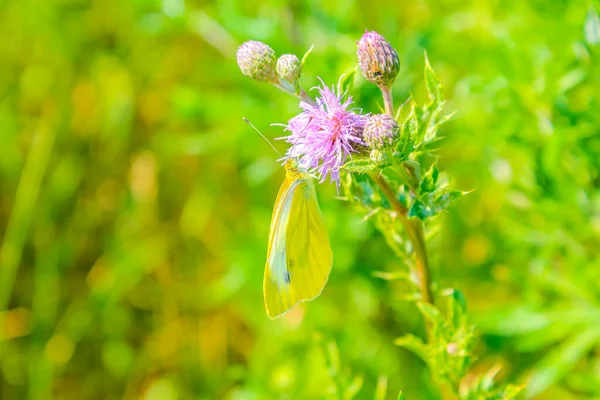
(280, 79, 368, 186)
(357, 31, 400, 88)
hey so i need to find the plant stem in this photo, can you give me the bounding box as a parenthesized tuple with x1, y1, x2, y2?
(407, 219, 434, 305)
(381, 86, 394, 116)
(370, 173, 434, 305)
(275, 79, 317, 106)
(0, 108, 57, 313)
(299, 88, 317, 106)
(377, 85, 434, 307)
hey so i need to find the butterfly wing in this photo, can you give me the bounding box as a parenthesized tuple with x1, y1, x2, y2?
(264, 173, 333, 319)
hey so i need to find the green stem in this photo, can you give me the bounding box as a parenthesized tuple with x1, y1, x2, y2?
(274, 79, 317, 106)
(299, 87, 317, 106)
(377, 85, 434, 308)
(370, 173, 434, 305)
(381, 86, 394, 116)
(407, 219, 434, 306)
(0, 108, 57, 313)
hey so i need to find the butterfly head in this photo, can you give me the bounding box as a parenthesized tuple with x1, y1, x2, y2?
(283, 158, 311, 181)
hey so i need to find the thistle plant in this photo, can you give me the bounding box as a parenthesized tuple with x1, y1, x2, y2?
(238, 32, 524, 399)
(281, 79, 368, 186)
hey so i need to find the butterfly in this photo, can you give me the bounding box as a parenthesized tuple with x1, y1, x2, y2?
(263, 159, 333, 319)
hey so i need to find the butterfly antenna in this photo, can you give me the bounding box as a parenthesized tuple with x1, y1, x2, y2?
(243, 117, 283, 158)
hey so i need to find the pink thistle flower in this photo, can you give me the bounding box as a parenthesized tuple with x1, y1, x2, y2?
(279, 78, 368, 186)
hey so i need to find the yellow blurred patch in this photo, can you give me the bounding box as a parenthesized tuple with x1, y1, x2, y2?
(141, 377, 178, 400)
(0, 307, 31, 341)
(87, 257, 114, 291)
(129, 151, 158, 203)
(153, 319, 183, 361)
(461, 234, 491, 265)
(71, 82, 98, 137)
(198, 314, 227, 370)
(139, 90, 165, 125)
(44, 334, 74, 366)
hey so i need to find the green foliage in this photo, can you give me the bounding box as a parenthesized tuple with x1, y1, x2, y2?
(394, 289, 524, 399)
(339, 54, 513, 398)
(340, 57, 463, 225)
(342, 158, 378, 174)
(339, 68, 357, 95)
(459, 366, 524, 400)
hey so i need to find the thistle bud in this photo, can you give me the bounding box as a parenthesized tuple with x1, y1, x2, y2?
(276, 54, 301, 85)
(357, 31, 400, 88)
(370, 148, 390, 166)
(363, 114, 399, 149)
(236, 41, 278, 83)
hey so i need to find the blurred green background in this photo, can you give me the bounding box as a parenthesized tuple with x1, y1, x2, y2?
(1, 0, 599, 399)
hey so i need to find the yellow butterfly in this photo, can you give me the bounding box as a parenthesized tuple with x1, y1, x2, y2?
(264, 159, 333, 319)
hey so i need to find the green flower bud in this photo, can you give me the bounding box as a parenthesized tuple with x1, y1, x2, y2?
(357, 31, 400, 88)
(364, 114, 399, 149)
(276, 54, 301, 85)
(370, 148, 390, 166)
(236, 41, 278, 83)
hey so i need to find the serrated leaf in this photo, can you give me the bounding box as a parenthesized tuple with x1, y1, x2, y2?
(479, 364, 503, 391)
(585, 7, 600, 45)
(344, 172, 381, 208)
(417, 302, 443, 324)
(396, 292, 422, 301)
(409, 188, 466, 220)
(424, 52, 443, 103)
(401, 160, 421, 190)
(439, 111, 455, 124)
(343, 158, 378, 174)
(300, 44, 314, 68)
(395, 95, 412, 120)
(402, 110, 418, 139)
(433, 190, 466, 210)
(394, 334, 427, 361)
(451, 289, 467, 312)
(460, 366, 525, 400)
(423, 104, 444, 143)
(372, 271, 411, 281)
(381, 166, 403, 184)
(357, 178, 378, 207)
(339, 68, 357, 94)
(420, 164, 439, 194)
(394, 133, 415, 161)
(373, 214, 407, 258)
(445, 288, 467, 328)
(408, 199, 433, 220)
(402, 159, 421, 171)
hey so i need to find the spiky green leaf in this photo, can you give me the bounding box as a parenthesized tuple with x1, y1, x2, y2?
(424, 52, 443, 103)
(343, 158, 378, 174)
(339, 68, 357, 94)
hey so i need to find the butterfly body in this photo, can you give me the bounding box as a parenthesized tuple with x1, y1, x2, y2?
(263, 160, 333, 319)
